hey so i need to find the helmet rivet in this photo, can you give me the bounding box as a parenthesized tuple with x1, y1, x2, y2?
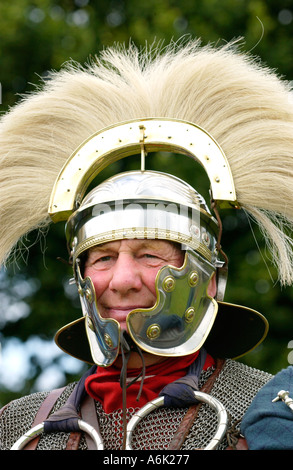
(104, 333, 113, 347)
(163, 276, 175, 292)
(146, 324, 161, 339)
(189, 271, 199, 287)
(202, 232, 210, 246)
(185, 307, 195, 323)
(190, 224, 200, 238)
(78, 286, 84, 297)
(85, 288, 92, 302)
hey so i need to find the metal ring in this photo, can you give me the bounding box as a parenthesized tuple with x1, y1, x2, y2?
(11, 393, 228, 450)
(11, 419, 104, 450)
(125, 391, 229, 450)
(11, 423, 45, 450)
(77, 419, 104, 450)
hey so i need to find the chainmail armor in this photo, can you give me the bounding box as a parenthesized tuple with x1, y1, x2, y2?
(0, 359, 272, 450)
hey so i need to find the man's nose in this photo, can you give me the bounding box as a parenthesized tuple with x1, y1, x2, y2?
(108, 254, 142, 294)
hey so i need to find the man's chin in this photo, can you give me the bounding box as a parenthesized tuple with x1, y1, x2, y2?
(114, 349, 166, 368)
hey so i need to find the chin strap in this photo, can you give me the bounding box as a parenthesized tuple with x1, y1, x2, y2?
(119, 330, 146, 449)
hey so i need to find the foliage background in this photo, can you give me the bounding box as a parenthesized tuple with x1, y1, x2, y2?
(1, 0, 293, 407)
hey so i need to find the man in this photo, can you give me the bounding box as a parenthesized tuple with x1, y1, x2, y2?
(1, 38, 293, 450)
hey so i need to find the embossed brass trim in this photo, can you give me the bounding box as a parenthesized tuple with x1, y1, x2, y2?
(49, 118, 238, 222)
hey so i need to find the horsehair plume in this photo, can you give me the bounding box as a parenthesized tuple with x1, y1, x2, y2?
(1, 38, 293, 284)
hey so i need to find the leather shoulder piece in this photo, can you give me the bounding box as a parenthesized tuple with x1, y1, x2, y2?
(168, 358, 226, 450)
(24, 387, 66, 450)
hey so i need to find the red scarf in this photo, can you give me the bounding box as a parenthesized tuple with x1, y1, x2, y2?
(85, 352, 215, 413)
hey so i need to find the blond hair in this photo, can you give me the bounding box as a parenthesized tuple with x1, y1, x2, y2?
(1, 38, 293, 284)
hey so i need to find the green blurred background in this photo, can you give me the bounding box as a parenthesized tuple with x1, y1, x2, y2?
(1, 0, 293, 407)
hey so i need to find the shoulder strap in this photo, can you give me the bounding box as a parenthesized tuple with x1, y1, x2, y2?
(24, 387, 65, 450)
(80, 394, 101, 450)
(167, 358, 226, 450)
(168, 358, 248, 450)
(23, 385, 100, 450)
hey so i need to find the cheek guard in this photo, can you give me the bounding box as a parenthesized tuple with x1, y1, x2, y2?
(127, 250, 217, 357)
(75, 259, 120, 367)
(69, 249, 216, 367)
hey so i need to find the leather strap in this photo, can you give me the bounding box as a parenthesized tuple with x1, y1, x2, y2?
(24, 387, 65, 450)
(24, 386, 101, 450)
(80, 394, 101, 450)
(63, 393, 101, 450)
(65, 431, 82, 450)
(168, 358, 226, 450)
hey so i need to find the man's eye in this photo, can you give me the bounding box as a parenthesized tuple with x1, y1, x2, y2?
(93, 255, 112, 264)
(142, 253, 164, 264)
(98, 255, 112, 262)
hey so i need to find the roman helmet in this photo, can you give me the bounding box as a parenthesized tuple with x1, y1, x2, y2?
(51, 118, 267, 366)
(2, 39, 293, 367)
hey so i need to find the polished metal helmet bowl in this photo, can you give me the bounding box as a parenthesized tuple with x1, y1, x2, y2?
(66, 170, 219, 264)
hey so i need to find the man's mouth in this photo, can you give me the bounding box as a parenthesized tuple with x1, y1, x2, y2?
(104, 305, 150, 316)
(101, 304, 154, 326)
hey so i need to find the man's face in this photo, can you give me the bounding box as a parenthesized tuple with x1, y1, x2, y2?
(84, 239, 185, 331)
